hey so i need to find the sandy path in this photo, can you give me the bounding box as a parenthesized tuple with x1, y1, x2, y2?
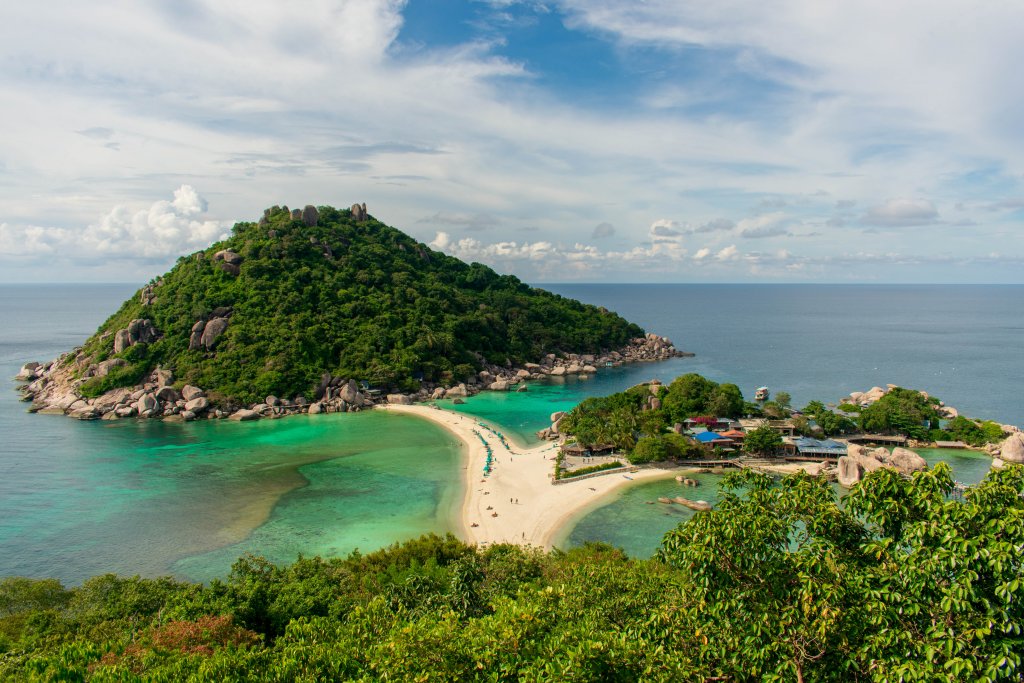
(379, 404, 675, 548)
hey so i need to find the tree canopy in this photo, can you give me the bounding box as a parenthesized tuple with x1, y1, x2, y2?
(558, 373, 747, 463)
(2, 464, 1021, 680)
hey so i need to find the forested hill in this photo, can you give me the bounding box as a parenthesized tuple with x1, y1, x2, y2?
(69, 204, 643, 403)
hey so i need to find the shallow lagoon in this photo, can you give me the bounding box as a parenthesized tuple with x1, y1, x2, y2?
(559, 447, 996, 559)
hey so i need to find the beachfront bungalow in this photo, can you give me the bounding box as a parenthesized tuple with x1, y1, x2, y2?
(683, 417, 736, 431)
(739, 418, 797, 437)
(560, 442, 617, 457)
(692, 431, 736, 450)
(718, 429, 746, 443)
(792, 437, 848, 458)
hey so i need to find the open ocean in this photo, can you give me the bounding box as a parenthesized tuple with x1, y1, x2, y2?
(1, 283, 1019, 582)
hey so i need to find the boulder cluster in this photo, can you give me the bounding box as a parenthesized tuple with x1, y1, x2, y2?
(113, 318, 157, 354)
(213, 249, 243, 276)
(17, 362, 215, 422)
(836, 443, 928, 487)
(990, 432, 1024, 467)
(14, 332, 688, 426)
(189, 311, 231, 351)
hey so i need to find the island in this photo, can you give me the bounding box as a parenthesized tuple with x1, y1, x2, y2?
(13, 203, 687, 421)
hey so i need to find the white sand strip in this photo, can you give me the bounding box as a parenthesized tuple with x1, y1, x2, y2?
(379, 404, 674, 548)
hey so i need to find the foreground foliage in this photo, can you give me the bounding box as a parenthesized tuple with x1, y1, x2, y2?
(75, 205, 643, 403)
(2, 464, 1021, 681)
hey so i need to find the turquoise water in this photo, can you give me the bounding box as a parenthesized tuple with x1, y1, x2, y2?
(561, 447, 996, 558)
(2, 404, 462, 584)
(1, 284, 1020, 582)
(435, 363, 695, 446)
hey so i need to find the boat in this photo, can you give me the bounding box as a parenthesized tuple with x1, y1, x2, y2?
(754, 386, 770, 401)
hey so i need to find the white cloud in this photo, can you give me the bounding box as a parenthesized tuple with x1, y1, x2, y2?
(0, 1, 1021, 282)
(716, 244, 739, 260)
(862, 198, 939, 226)
(0, 186, 229, 261)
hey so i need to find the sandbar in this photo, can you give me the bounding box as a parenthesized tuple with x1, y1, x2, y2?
(379, 404, 675, 548)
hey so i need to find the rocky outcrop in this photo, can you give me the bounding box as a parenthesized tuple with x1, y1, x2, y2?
(837, 443, 929, 487)
(351, 202, 368, 222)
(214, 249, 243, 276)
(182, 384, 204, 401)
(113, 319, 157, 354)
(230, 409, 260, 421)
(999, 432, 1024, 464)
(15, 362, 41, 381)
(888, 447, 928, 475)
(290, 208, 302, 221)
(200, 317, 229, 350)
(188, 321, 205, 350)
(301, 205, 318, 227)
(387, 394, 413, 405)
(214, 249, 242, 266)
(446, 384, 468, 398)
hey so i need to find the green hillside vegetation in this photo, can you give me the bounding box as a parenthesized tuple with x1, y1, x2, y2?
(2, 464, 1021, 681)
(74, 205, 643, 404)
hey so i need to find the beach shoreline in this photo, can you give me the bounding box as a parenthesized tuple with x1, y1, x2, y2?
(379, 404, 676, 548)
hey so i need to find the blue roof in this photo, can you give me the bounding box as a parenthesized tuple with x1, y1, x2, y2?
(694, 431, 732, 443)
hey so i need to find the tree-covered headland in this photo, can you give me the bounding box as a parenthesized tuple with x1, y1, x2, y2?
(2, 464, 1021, 681)
(70, 205, 643, 404)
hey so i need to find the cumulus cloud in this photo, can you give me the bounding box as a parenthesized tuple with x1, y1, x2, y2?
(649, 219, 682, 239)
(427, 228, 693, 279)
(0, 186, 229, 261)
(591, 221, 615, 238)
(862, 199, 939, 226)
(716, 245, 739, 261)
(692, 247, 711, 260)
(736, 212, 789, 238)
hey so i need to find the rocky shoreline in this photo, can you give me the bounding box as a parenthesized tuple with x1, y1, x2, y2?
(13, 333, 691, 424)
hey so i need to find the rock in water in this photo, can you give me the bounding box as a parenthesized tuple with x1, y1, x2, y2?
(837, 456, 862, 487)
(1000, 432, 1024, 463)
(185, 397, 209, 413)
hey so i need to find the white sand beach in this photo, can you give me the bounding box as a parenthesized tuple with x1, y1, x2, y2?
(380, 404, 675, 548)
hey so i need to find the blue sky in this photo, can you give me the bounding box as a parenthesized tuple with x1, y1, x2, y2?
(1, 0, 1022, 283)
